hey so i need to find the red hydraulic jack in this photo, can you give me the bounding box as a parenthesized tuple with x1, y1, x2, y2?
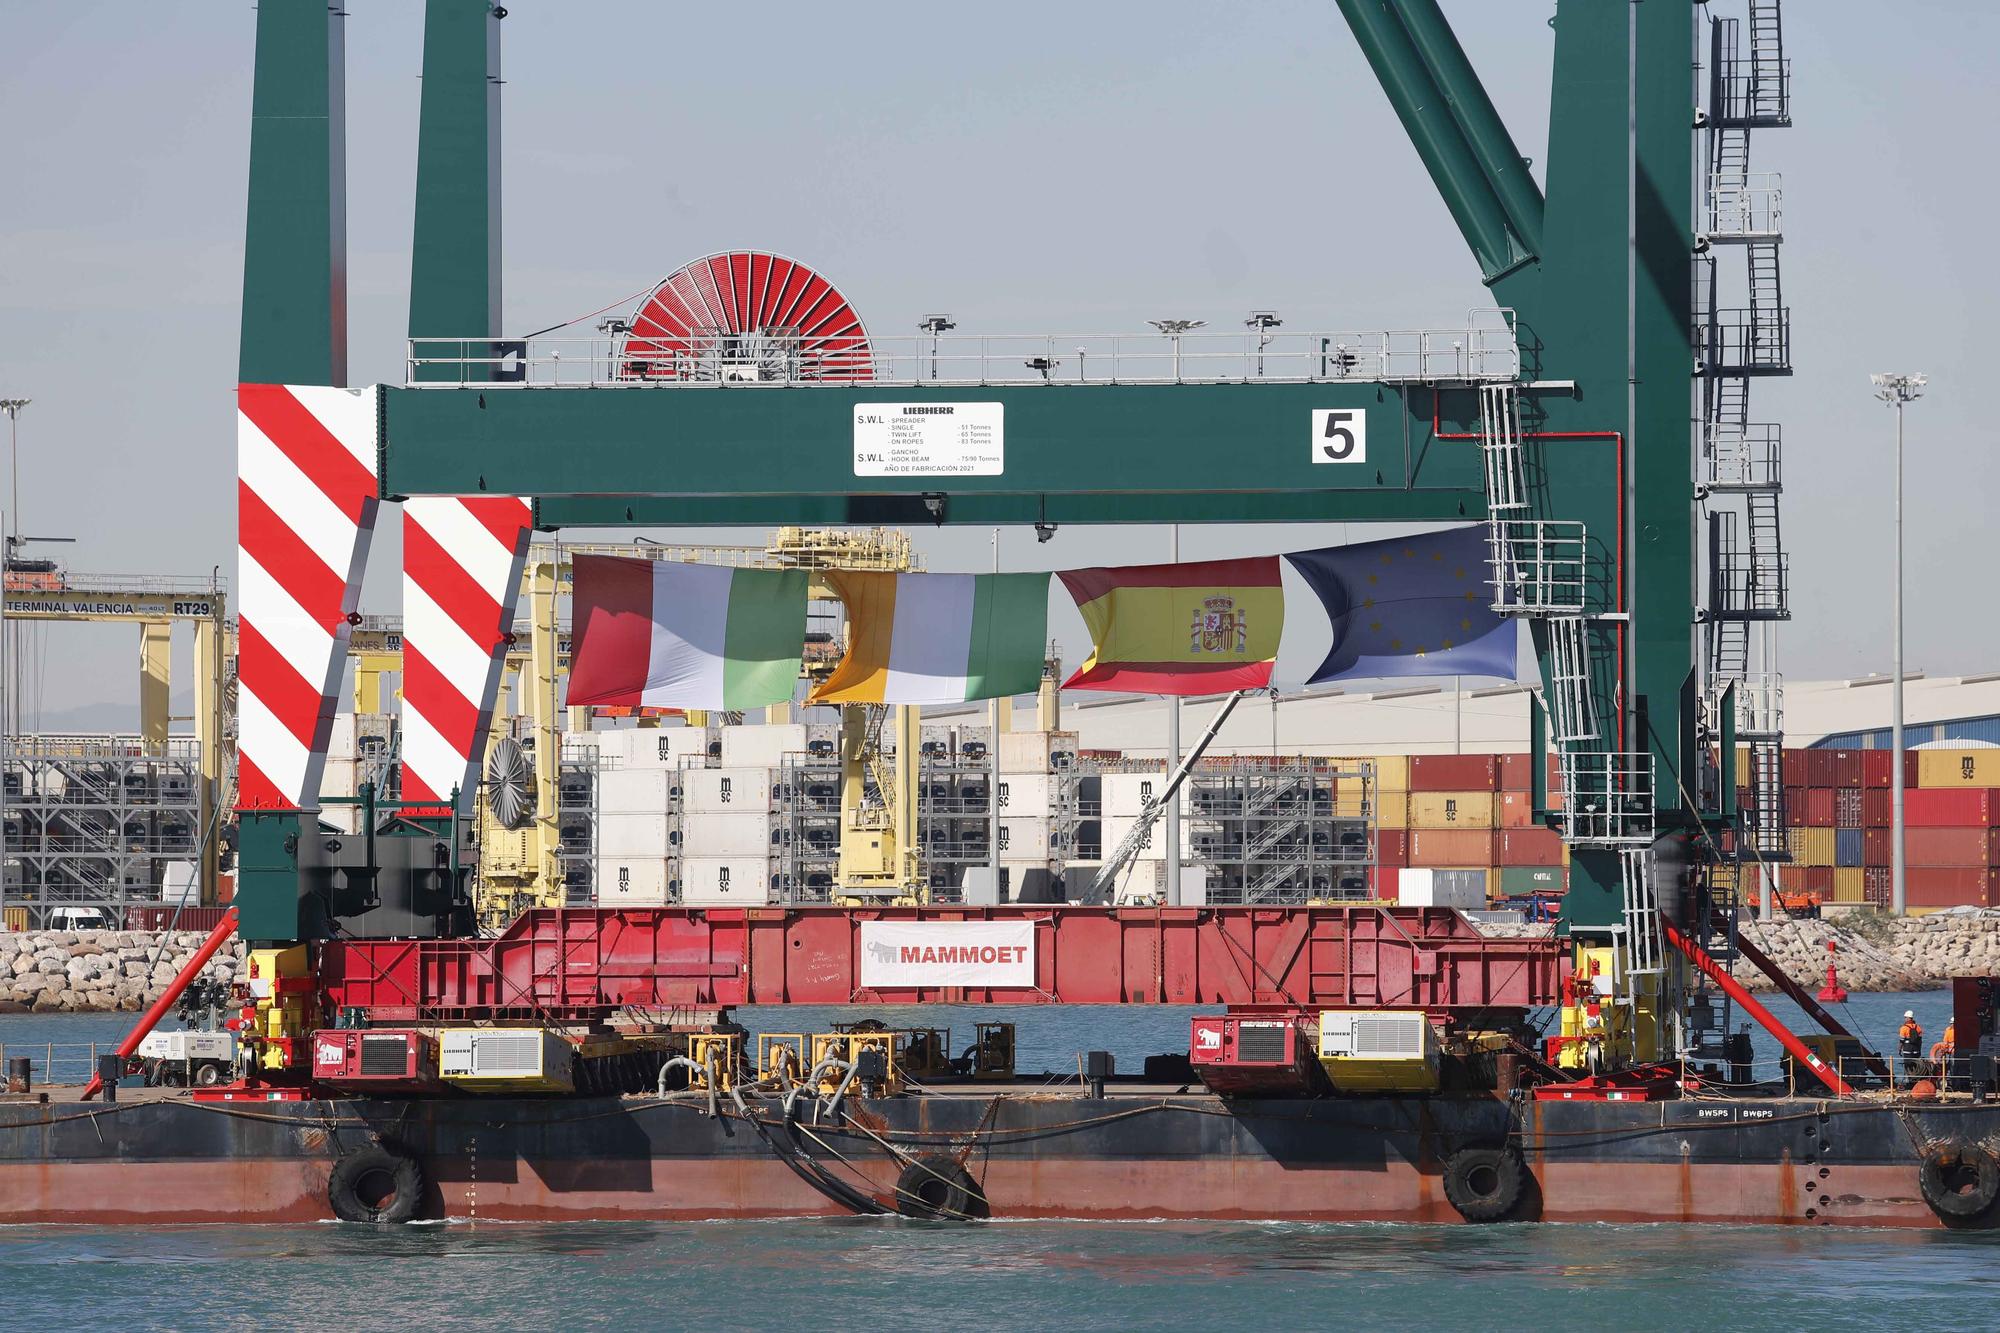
(81, 908, 239, 1101)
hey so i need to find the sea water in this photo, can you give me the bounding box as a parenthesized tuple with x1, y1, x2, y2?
(0, 991, 1979, 1331)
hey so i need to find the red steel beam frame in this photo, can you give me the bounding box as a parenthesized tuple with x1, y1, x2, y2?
(315, 906, 1568, 1023)
(1662, 916, 1853, 1097)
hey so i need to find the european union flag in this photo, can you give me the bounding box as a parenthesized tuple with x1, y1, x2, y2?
(1278, 526, 1516, 685)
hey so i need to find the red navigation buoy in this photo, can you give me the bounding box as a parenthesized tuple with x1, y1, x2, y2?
(1816, 937, 1848, 1004)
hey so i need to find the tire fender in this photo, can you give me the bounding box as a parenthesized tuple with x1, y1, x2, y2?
(1441, 1143, 1529, 1223)
(893, 1155, 985, 1220)
(1918, 1138, 2000, 1223)
(328, 1144, 425, 1224)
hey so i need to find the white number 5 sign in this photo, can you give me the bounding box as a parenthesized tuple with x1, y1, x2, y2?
(1311, 409, 1366, 464)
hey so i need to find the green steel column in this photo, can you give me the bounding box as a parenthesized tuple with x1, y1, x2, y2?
(409, 0, 504, 378)
(1333, 0, 1526, 285)
(1392, 0, 1545, 261)
(239, 0, 346, 386)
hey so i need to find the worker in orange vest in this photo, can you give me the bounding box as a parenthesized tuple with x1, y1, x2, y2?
(1898, 1011, 1926, 1082)
(1932, 1019, 1958, 1086)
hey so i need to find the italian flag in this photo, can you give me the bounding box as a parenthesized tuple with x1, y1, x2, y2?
(567, 555, 807, 710)
(812, 570, 1050, 705)
(1059, 555, 1283, 694)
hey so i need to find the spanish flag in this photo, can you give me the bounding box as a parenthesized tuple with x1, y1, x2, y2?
(1059, 556, 1283, 694)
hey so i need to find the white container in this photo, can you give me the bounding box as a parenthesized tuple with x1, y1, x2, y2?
(327, 712, 359, 762)
(679, 856, 777, 906)
(681, 811, 789, 857)
(999, 730, 1080, 774)
(597, 812, 674, 857)
(1099, 814, 1192, 860)
(1395, 868, 1484, 912)
(999, 860, 1062, 903)
(1102, 771, 1175, 818)
(995, 774, 1062, 815)
(803, 723, 840, 758)
(597, 767, 674, 815)
(1110, 860, 1206, 907)
(162, 861, 200, 906)
(996, 817, 1050, 860)
(956, 725, 995, 757)
(721, 724, 808, 769)
(683, 767, 776, 814)
(598, 859, 671, 905)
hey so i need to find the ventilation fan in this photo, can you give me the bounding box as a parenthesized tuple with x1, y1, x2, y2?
(486, 736, 536, 830)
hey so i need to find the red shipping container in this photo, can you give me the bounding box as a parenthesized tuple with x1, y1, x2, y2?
(1863, 788, 1891, 828)
(1410, 755, 1500, 792)
(1864, 828, 1890, 865)
(1375, 830, 1410, 866)
(1806, 750, 1838, 789)
(1407, 829, 1496, 865)
(1496, 828, 1564, 865)
(1830, 750, 1865, 788)
(1864, 866, 1891, 895)
(1369, 865, 1397, 899)
(1782, 750, 1808, 787)
(1796, 867, 1835, 896)
(1784, 786, 1808, 824)
(1498, 753, 1532, 791)
(1834, 787, 1864, 829)
(1498, 790, 1537, 829)
(1862, 750, 1893, 788)
(1905, 788, 2000, 828)
(1905, 752, 1922, 789)
(1797, 788, 1836, 828)
(1903, 827, 2000, 867)
(1906, 867, 2000, 909)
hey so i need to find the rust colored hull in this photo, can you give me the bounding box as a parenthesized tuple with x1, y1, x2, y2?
(0, 1090, 1977, 1229)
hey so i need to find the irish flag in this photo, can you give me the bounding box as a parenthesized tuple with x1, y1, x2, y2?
(567, 555, 807, 710)
(812, 570, 1049, 705)
(1059, 555, 1283, 694)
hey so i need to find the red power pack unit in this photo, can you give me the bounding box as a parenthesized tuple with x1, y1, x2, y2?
(311, 1029, 438, 1091)
(1189, 1012, 1328, 1096)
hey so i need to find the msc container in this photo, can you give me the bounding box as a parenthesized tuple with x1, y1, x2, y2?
(679, 856, 778, 906)
(597, 859, 670, 905)
(1406, 792, 1496, 829)
(1916, 749, 2000, 789)
(1409, 755, 1499, 793)
(596, 813, 674, 858)
(683, 767, 777, 814)
(1377, 792, 1410, 829)
(996, 818, 1050, 860)
(596, 767, 674, 815)
(681, 811, 789, 857)
(1835, 828, 1865, 868)
(1102, 772, 1176, 819)
(1906, 788, 2000, 828)
(720, 724, 809, 769)
(1496, 828, 1564, 866)
(1904, 827, 2000, 867)
(995, 774, 1062, 816)
(1499, 865, 1565, 895)
(999, 860, 1061, 904)
(1407, 829, 1495, 866)
(1396, 868, 1485, 911)
(1832, 867, 1866, 903)
(999, 730, 1080, 774)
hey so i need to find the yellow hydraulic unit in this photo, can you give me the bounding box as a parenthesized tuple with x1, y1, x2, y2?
(686, 1032, 741, 1091)
(758, 1034, 808, 1083)
(1315, 1010, 1441, 1092)
(969, 1021, 1016, 1079)
(810, 1031, 902, 1093)
(244, 945, 316, 1073)
(1554, 942, 1670, 1073)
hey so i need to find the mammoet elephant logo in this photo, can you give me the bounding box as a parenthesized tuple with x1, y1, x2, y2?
(1190, 595, 1249, 655)
(866, 940, 898, 966)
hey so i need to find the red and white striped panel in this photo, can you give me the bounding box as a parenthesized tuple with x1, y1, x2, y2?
(398, 495, 534, 811)
(236, 384, 382, 810)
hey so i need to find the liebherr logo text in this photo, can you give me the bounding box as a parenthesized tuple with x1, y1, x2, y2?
(902, 406, 955, 415)
(896, 944, 1027, 965)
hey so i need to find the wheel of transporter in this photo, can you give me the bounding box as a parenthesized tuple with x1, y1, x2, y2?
(193, 1062, 223, 1087)
(328, 1144, 425, 1224)
(1441, 1144, 1529, 1223)
(1918, 1139, 2000, 1223)
(893, 1155, 985, 1220)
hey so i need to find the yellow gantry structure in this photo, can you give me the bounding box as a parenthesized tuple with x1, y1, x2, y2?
(0, 572, 231, 901)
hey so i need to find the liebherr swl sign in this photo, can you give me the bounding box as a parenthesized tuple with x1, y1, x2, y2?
(858, 921, 1035, 988)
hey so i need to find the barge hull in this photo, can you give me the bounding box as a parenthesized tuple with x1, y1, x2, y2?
(0, 1091, 1971, 1229)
